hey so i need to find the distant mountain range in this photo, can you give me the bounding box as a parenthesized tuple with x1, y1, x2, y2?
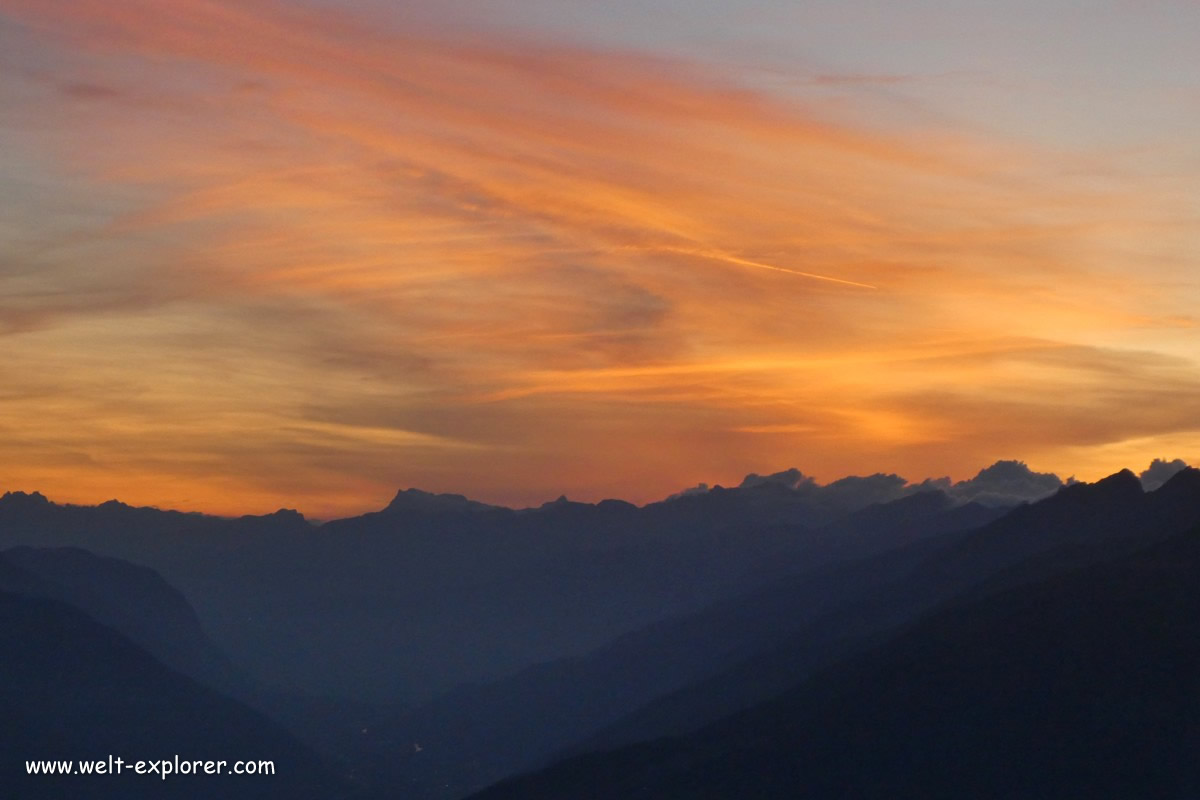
(0, 460, 1079, 703)
(0, 458, 1195, 798)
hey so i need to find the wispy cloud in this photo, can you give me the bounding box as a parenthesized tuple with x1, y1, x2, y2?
(0, 0, 1196, 514)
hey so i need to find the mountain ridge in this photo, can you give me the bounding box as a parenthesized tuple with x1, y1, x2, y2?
(471, 507, 1200, 799)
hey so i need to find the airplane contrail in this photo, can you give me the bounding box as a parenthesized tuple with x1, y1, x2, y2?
(642, 245, 878, 289)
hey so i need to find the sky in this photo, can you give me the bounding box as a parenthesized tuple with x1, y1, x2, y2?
(1, 0, 1198, 517)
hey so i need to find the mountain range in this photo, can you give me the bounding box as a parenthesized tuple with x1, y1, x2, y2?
(0, 458, 1195, 798)
(475, 474, 1200, 798)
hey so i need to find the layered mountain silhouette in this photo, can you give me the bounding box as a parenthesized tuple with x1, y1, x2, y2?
(0, 461, 1061, 703)
(2, 460, 1194, 799)
(368, 467, 1200, 798)
(357, 490, 1004, 798)
(472, 486, 1200, 799)
(574, 468, 1200, 754)
(0, 554, 347, 798)
(0, 546, 248, 696)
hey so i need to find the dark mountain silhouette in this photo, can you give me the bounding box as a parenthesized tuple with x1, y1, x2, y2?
(0, 546, 396, 792)
(574, 467, 1200, 757)
(353, 490, 1002, 798)
(1, 546, 248, 696)
(383, 488, 503, 515)
(0, 581, 347, 799)
(0, 462, 1188, 799)
(473, 511, 1200, 799)
(0, 464, 1040, 702)
(364, 470, 1199, 798)
(1140, 457, 1189, 491)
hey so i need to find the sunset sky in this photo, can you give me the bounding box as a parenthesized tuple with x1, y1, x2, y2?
(1, 0, 1198, 517)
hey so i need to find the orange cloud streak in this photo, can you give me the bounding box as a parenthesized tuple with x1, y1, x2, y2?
(0, 0, 1196, 515)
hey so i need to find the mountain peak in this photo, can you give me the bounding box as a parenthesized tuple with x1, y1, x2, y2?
(1095, 468, 1142, 490)
(533, 495, 580, 512)
(1053, 468, 1142, 505)
(1147, 466, 1200, 504)
(0, 491, 51, 508)
(383, 488, 497, 514)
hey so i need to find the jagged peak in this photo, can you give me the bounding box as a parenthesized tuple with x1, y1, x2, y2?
(0, 490, 50, 507)
(524, 495, 569, 512)
(1150, 465, 1200, 496)
(383, 488, 497, 514)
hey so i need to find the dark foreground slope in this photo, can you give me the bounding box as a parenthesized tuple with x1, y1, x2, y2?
(378, 471, 1196, 799)
(0, 587, 347, 799)
(1, 546, 248, 696)
(576, 468, 1200, 756)
(475, 521, 1200, 800)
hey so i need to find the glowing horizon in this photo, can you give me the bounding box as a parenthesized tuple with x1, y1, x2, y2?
(1, 0, 1197, 518)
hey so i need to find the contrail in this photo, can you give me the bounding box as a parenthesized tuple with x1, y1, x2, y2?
(643, 246, 877, 289)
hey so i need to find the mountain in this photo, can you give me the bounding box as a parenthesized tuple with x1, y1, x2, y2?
(1, 546, 248, 696)
(355, 489, 1002, 798)
(382, 488, 503, 515)
(0, 465, 1037, 702)
(377, 469, 1194, 798)
(473, 513, 1200, 799)
(0, 582, 348, 799)
(574, 468, 1200, 756)
(0, 546, 404, 795)
(0, 463, 1179, 799)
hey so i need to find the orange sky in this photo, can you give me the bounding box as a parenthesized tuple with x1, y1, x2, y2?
(0, 0, 1197, 517)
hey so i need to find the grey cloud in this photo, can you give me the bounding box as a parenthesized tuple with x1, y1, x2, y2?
(738, 468, 810, 491)
(664, 483, 709, 501)
(821, 473, 912, 509)
(806, 74, 913, 87)
(541, 263, 672, 332)
(1139, 458, 1189, 491)
(0, 267, 188, 335)
(61, 82, 124, 101)
(938, 460, 1066, 508)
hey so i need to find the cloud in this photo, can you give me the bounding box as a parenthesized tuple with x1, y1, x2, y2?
(883, 344, 1200, 460)
(60, 81, 124, 100)
(738, 468, 812, 491)
(0, 0, 1197, 513)
(821, 473, 914, 509)
(805, 73, 914, 87)
(664, 482, 709, 502)
(936, 460, 1066, 508)
(1139, 458, 1189, 491)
